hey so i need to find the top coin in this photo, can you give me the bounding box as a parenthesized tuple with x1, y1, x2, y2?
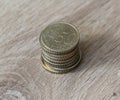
(40, 22, 79, 53)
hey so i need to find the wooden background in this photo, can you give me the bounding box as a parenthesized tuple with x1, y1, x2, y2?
(0, 0, 120, 100)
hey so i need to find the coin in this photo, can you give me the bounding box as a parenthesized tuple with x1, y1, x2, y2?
(42, 53, 80, 67)
(41, 52, 81, 74)
(39, 22, 81, 73)
(41, 46, 79, 61)
(39, 22, 79, 54)
(42, 50, 80, 64)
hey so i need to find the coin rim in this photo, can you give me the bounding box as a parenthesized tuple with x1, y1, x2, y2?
(41, 52, 80, 66)
(40, 51, 82, 74)
(41, 46, 79, 61)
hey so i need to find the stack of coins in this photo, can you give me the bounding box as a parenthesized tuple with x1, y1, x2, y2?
(39, 22, 81, 73)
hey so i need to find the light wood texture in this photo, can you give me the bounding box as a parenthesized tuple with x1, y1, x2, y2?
(0, 0, 120, 100)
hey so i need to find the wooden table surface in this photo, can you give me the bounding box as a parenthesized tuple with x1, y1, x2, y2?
(0, 0, 120, 100)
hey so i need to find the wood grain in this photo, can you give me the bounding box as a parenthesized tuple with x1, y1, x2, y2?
(0, 0, 120, 100)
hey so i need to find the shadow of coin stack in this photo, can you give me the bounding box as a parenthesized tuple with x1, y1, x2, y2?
(39, 22, 81, 74)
